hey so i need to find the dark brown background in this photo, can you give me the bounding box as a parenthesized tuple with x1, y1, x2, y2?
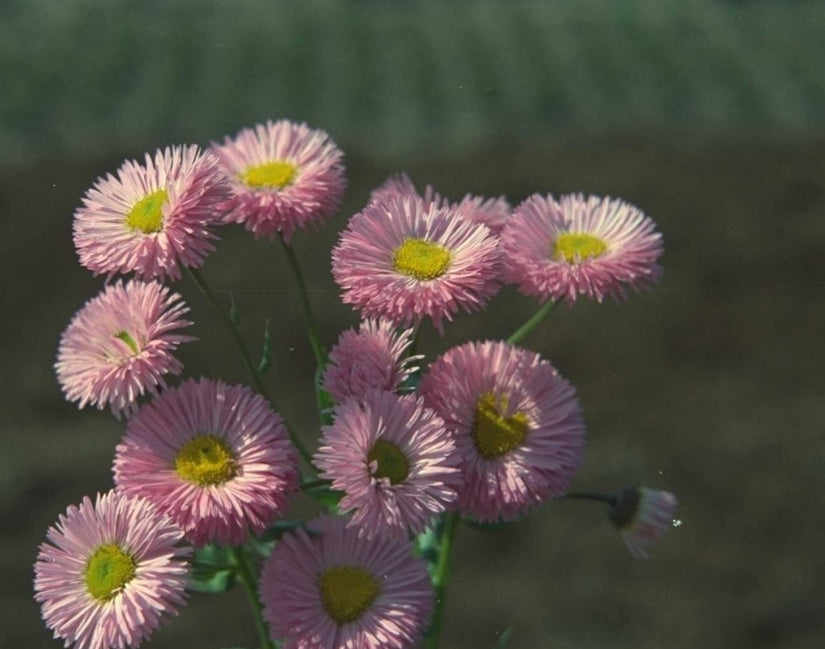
(2, 1, 824, 648)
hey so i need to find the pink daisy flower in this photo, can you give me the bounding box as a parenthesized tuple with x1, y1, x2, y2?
(370, 173, 511, 234)
(34, 490, 190, 649)
(55, 280, 194, 418)
(73, 145, 229, 282)
(331, 193, 501, 333)
(321, 318, 420, 404)
(501, 193, 663, 304)
(314, 390, 461, 539)
(609, 486, 678, 560)
(420, 340, 585, 522)
(212, 119, 346, 241)
(114, 378, 299, 546)
(259, 514, 433, 649)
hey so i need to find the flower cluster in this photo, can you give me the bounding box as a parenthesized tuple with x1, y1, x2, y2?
(38, 119, 678, 649)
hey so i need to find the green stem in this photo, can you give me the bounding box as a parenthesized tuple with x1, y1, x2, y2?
(231, 547, 275, 649)
(299, 478, 331, 491)
(564, 491, 618, 506)
(426, 512, 460, 649)
(506, 298, 560, 345)
(186, 267, 314, 469)
(278, 234, 326, 369)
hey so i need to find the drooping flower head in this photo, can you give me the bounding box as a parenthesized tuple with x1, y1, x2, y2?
(314, 390, 461, 539)
(332, 193, 501, 333)
(212, 119, 346, 241)
(501, 193, 663, 304)
(73, 145, 229, 281)
(370, 173, 511, 234)
(34, 490, 190, 649)
(55, 280, 194, 418)
(421, 340, 585, 522)
(114, 378, 299, 547)
(321, 318, 420, 404)
(609, 486, 678, 560)
(259, 515, 433, 649)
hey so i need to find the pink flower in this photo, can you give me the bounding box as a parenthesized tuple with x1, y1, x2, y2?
(370, 173, 511, 234)
(212, 120, 346, 241)
(321, 318, 420, 404)
(114, 378, 299, 546)
(314, 390, 461, 539)
(421, 341, 585, 522)
(609, 486, 678, 559)
(34, 491, 190, 649)
(55, 280, 193, 418)
(332, 193, 501, 333)
(259, 515, 433, 649)
(501, 193, 663, 304)
(73, 145, 229, 281)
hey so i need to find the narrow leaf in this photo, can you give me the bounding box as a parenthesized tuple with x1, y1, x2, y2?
(493, 627, 513, 649)
(229, 293, 241, 327)
(259, 319, 272, 374)
(314, 365, 335, 425)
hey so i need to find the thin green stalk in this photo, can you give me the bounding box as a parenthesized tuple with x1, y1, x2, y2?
(299, 478, 331, 491)
(278, 234, 326, 369)
(426, 512, 460, 649)
(231, 547, 275, 649)
(506, 299, 560, 345)
(563, 491, 618, 506)
(186, 266, 314, 469)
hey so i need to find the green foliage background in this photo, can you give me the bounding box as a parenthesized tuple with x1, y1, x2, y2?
(2, 1, 823, 648)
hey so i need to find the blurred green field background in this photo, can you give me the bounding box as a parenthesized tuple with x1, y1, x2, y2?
(2, 1, 824, 648)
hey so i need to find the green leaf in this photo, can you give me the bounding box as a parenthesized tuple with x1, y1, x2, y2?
(256, 520, 308, 543)
(188, 544, 237, 594)
(306, 484, 344, 511)
(259, 319, 272, 374)
(193, 543, 234, 566)
(314, 365, 335, 425)
(188, 567, 235, 593)
(492, 627, 513, 649)
(229, 293, 241, 327)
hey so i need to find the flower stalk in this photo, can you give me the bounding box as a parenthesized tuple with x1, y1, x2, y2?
(425, 512, 460, 649)
(506, 298, 560, 345)
(232, 546, 276, 649)
(186, 266, 314, 469)
(278, 233, 327, 370)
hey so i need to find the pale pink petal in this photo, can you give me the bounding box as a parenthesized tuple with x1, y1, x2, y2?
(501, 193, 663, 304)
(421, 340, 585, 522)
(314, 390, 461, 539)
(34, 491, 190, 649)
(259, 515, 432, 649)
(114, 378, 299, 546)
(212, 120, 345, 241)
(74, 145, 229, 281)
(55, 280, 194, 417)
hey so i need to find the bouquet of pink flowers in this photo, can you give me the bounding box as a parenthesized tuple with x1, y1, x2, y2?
(35, 119, 677, 649)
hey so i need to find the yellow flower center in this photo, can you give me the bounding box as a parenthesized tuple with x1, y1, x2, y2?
(393, 238, 451, 280)
(84, 544, 137, 601)
(125, 189, 168, 234)
(241, 161, 297, 189)
(553, 233, 607, 263)
(473, 392, 528, 459)
(367, 439, 410, 485)
(174, 434, 237, 486)
(320, 565, 380, 624)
